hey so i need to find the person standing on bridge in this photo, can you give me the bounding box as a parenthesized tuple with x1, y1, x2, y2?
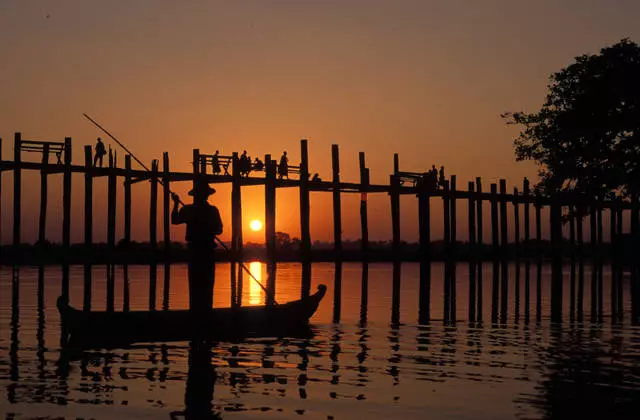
(93, 137, 106, 167)
(171, 179, 223, 315)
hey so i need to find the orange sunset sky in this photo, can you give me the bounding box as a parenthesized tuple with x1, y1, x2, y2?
(1, 1, 639, 245)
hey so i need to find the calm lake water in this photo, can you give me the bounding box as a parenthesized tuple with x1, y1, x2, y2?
(1, 262, 640, 419)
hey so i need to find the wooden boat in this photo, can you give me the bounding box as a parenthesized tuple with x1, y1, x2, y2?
(58, 284, 326, 348)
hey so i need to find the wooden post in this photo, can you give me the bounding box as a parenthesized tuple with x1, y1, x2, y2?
(468, 181, 476, 321)
(443, 180, 451, 252)
(450, 175, 457, 258)
(13, 133, 21, 247)
(490, 183, 499, 322)
(265, 154, 276, 261)
(596, 201, 603, 318)
(632, 197, 640, 322)
(62, 137, 72, 250)
(476, 177, 484, 253)
(523, 179, 531, 256)
(514, 188, 520, 254)
(475, 177, 483, 320)
(84, 146, 93, 246)
(499, 180, 508, 321)
(83, 146, 93, 311)
(124, 155, 132, 245)
(490, 184, 499, 260)
(577, 212, 584, 317)
(62, 138, 72, 301)
(499, 180, 508, 257)
(299, 139, 311, 261)
(616, 208, 623, 317)
(609, 206, 617, 320)
(106, 150, 117, 312)
(331, 144, 342, 257)
(443, 179, 451, 321)
(550, 199, 563, 322)
(449, 175, 457, 318)
(535, 198, 542, 322)
(359, 153, 369, 258)
(231, 152, 243, 259)
(0, 137, 2, 248)
(107, 149, 117, 251)
(390, 154, 401, 259)
(162, 152, 171, 254)
(418, 174, 431, 261)
(569, 207, 576, 319)
(590, 204, 597, 319)
(149, 159, 158, 254)
(523, 179, 531, 321)
(38, 144, 49, 244)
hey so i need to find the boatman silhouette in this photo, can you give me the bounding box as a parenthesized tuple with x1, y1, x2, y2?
(171, 179, 223, 315)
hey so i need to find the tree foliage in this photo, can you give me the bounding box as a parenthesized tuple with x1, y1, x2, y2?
(503, 39, 640, 201)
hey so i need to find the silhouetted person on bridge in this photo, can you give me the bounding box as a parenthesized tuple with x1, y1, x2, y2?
(212, 150, 221, 175)
(93, 137, 106, 167)
(171, 180, 223, 315)
(438, 166, 445, 189)
(278, 151, 288, 179)
(239, 150, 251, 177)
(253, 157, 264, 171)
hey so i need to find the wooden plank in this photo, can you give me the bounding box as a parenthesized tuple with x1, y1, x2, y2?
(13, 133, 21, 247)
(299, 139, 311, 261)
(331, 145, 342, 256)
(38, 144, 49, 244)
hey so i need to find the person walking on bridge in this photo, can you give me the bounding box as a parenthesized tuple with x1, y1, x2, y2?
(171, 179, 223, 315)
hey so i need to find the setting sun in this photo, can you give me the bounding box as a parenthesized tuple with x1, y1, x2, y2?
(250, 220, 263, 232)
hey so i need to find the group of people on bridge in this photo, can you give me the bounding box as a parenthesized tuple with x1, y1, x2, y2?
(423, 165, 446, 191)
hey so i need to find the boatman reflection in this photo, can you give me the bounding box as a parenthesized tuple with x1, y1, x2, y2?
(171, 179, 223, 315)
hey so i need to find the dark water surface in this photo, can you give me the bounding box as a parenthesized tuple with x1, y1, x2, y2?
(1, 262, 640, 419)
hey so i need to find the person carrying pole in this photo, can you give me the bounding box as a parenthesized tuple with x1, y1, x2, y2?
(171, 179, 223, 315)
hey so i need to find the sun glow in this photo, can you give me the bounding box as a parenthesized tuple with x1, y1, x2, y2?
(250, 219, 263, 231)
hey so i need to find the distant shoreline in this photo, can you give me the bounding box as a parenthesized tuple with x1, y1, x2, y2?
(0, 239, 628, 266)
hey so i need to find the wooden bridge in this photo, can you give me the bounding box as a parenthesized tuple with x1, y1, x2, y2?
(1, 132, 639, 322)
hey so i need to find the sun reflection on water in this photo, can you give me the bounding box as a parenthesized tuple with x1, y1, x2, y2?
(249, 261, 263, 305)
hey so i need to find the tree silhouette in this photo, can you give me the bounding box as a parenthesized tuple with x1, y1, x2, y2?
(503, 39, 640, 202)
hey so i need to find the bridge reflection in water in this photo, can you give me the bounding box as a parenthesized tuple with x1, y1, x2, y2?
(1, 262, 640, 419)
